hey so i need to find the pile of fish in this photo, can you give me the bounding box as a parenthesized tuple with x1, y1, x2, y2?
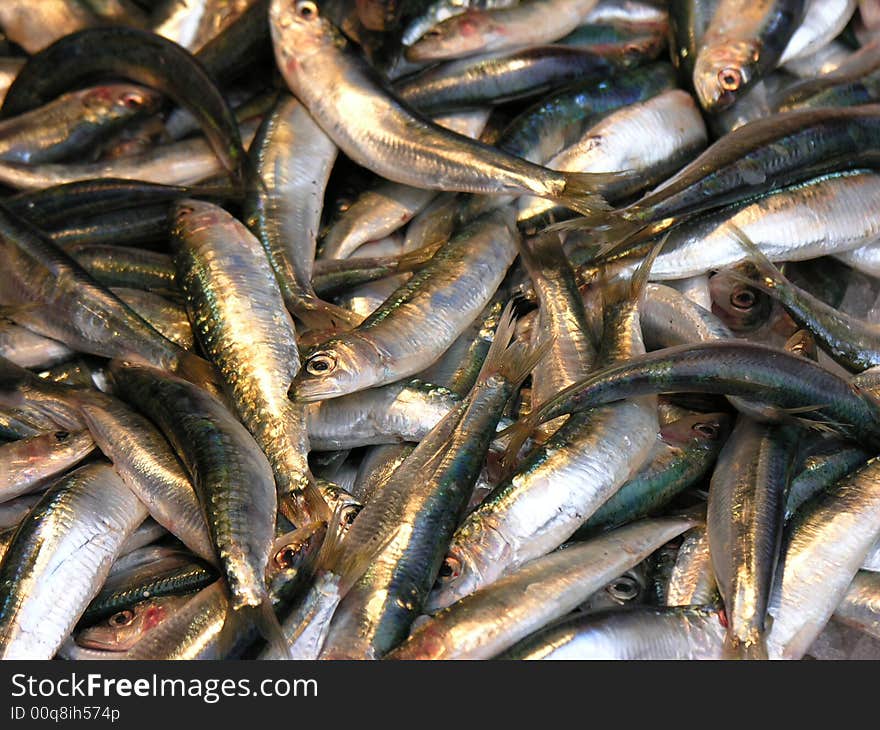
(2, 0, 880, 661)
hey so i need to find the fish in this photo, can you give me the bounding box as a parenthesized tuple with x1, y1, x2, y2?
(75, 595, 194, 653)
(707, 416, 797, 659)
(665, 525, 719, 607)
(245, 93, 361, 331)
(0, 85, 162, 164)
(387, 517, 693, 659)
(0, 429, 94, 504)
(510, 341, 880, 451)
(498, 605, 727, 659)
(580, 411, 730, 533)
(290, 210, 519, 401)
(767, 456, 880, 659)
(0, 202, 215, 388)
(108, 361, 279, 629)
(270, 0, 620, 216)
(76, 397, 217, 564)
(693, 0, 807, 112)
(429, 251, 660, 609)
(173, 199, 327, 527)
(0, 27, 250, 187)
(319, 305, 545, 658)
(0, 462, 148, 659)
(405, 0, 602, 62)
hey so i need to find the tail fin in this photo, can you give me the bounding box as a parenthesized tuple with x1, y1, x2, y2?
(553, 171, 619, 217)
(279, 474, 333, 528)
(599, 234, 665, 310)
(593, 217, 677, 263)
(477, 302, 552, 391)
(396, 240, 444, 271)
(725, 223, 788, 294)
(480, 303, 553, 470)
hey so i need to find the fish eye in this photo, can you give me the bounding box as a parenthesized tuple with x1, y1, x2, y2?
(717, 67, 742, 92)
(305, 352, 337, 376)
(730, 287, 756, 310)
(109, 609, 135, 627)
(692, 422, 719, 439)
(120, 92, 145, 109)
(295, 0, 318, 19)
(436, 555, 462, 583)
(606, 576, 640, 602)
(273, 545, 299, 570)
(54, 431, 70, 441)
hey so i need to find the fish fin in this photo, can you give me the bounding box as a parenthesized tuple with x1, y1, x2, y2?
(542, 211, 647, 250)
(395, 241, 444, 271)
(629, 234, 666, 303)
(476, 301, 552, 390)
(596, 234, 665, 311)
(783, 330, 817, 360)
(279, 472, 333, 528)
(553, 171, 616, 217)
(593, 217, 677, 262)
(723, 634, 768, 660)
(725, 223, 788, 292)
(499, 411, 538, 473)
(293, 298, 364, 334)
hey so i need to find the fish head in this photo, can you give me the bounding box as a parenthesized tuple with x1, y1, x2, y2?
(270, 0, 342, 75)
(289, 336, 385, 401)
(426, 520, 510, 610)
(405, 11, 498, 62)
(693, 40, 758, 112)
(661, 411, 732, 448)
(710, 267, 773, 332)
(80, 84, 161, 124)
(74, 597, 183, 652)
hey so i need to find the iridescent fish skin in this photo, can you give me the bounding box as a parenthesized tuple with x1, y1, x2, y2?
(109, 361, 277, 614)
(0, 463, 147, 659)
(173, 199, 325, 527)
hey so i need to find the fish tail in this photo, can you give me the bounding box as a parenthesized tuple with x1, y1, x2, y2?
(594, 217, 676, 262)
(726, 223, 788, 292)
(784, 330, 817, 360)
(280, 482, 334, 528)
(598, 233, 665, 310)
(477, 301, 551, 389)
(499, 413, 538, 474)
(293, 297, 364, 334)
(628, 234, 666, 303)
(723, 633, 769, 661)
(553, 171, 619, 217)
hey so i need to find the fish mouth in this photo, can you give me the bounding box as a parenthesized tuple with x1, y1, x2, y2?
(288, 376, 348, 403)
